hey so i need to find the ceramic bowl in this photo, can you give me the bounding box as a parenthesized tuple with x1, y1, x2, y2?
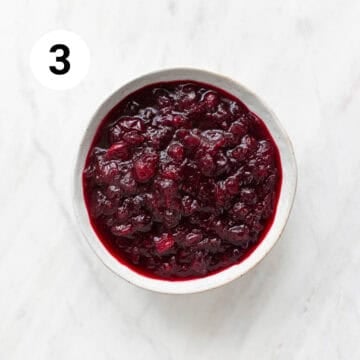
(73, 68, 297, 294)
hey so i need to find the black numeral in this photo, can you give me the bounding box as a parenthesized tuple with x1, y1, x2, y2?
(49, 44, 70, 75)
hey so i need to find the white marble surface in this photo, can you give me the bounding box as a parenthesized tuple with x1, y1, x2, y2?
(1, 0, 360, 358)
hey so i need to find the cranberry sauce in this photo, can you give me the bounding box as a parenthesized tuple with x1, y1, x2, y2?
(82, 81, 282, 280)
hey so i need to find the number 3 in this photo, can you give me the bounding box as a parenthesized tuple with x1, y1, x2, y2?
(49, 44, 70, 75)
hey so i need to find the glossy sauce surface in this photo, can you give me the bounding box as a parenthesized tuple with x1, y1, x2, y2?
(83, 81, 282, 280)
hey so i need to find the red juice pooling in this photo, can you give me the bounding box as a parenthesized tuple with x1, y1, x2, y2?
(83, 81, 282, 280)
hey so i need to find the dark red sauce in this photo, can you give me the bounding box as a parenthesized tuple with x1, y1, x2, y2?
(83, 81, 282, 280)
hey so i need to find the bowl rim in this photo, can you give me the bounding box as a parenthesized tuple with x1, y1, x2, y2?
(73, 67, 297, 294)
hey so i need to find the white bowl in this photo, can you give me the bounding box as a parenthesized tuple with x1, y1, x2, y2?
(73, 68, 297, 294)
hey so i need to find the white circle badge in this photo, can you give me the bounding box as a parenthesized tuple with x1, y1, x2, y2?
(30, 30, 90, 90)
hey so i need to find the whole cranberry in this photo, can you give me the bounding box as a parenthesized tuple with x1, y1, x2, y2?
(133, 153, 159, 182)
(167, 142, 184, 162)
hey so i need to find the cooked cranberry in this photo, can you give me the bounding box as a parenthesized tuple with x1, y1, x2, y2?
(162, 208, 180, 228)
(161, 164, 182, 180)
(119, 172, 137, 194)
(231, 202, 249, 221)
(230, 144, 247, 161)
(154, 233, 174, 254)
(197, 237, 219, 252)
(198, 153, 215, 176)
(226, 224, 250, 246)
(214, 151, 230, 175)
(111, 224, 134, 237)
(132, 214, 152, 232)
(83, 80, 281, 280)
(229, 121, 247, 137)
(202, 129, 226, 150)
(257, 140, 273, 156)
(214, 181, 228, 207)
(120, 117, 145, 132)
(106, 185, 121, 199)
(172, 115, 187, 127)
(204, 91, 219, 109)
(105, 141, 129, 160)
(117, 205, 130, 222)
(175, 128, 189, 140)
(178, 91, 197, 110)
(123, 131, 145, 145)
(155, 178, 177, 201)
(240, 187, 257, 204)
(182, 133, 201, 149)
(154, 88, 172, 107)
(133, 153, 158, 182)
(184, 231, 203, 246)
(241, 134, 258, 154)
(147, 126, 173, 149)
(90, 190, 110, 217)
(190, 251, 208, 275)
(109, 124, 123, 143)
(167, 142, 184, 162)
(224, 175, 239, 194)
(94, 160, 119, 184)
(181, 195, 200, 216)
